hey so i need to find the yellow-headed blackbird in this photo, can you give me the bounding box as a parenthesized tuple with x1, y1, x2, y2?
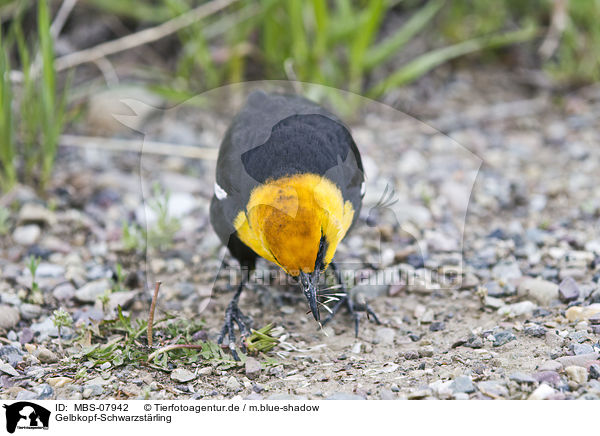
(210, 91, 379, 358)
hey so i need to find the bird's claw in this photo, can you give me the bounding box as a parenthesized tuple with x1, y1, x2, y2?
(321, 292, 381, 337)
(217, 284, 252, 361)
(320, 262, 381, 336)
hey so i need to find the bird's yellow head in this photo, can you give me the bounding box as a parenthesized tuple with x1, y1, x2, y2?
(233, 173, 355, 322)
(234, 173, 354, 275)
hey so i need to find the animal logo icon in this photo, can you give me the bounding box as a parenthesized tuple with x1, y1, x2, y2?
(2, 402, 50, 433)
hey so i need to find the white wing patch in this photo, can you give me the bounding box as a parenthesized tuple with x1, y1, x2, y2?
(360, 182, 366, 196)
(214, 182, 228, 200)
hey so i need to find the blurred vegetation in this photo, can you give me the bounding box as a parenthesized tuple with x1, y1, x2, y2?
(120, 182, 181, 253)
(441, 0, 600, 84)
(0, 0, 599, 191)
(1, 0, 67, 191)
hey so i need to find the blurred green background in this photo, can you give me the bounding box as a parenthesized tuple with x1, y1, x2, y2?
(1, 0, 599, 191)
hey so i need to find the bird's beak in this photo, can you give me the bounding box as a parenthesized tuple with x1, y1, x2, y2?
(299, 269, 320, 324)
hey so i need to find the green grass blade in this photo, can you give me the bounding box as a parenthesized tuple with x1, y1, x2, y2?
(86, 0, 174, 23)
(39, 0, 59, 185)
(311, 0, 328, 57)
(348, 0, 384, 91)
(334, 0, 353, 23)
(261, 0, 282, 67)
(0, 26, 15, 191)
(287, 0, 309, 77)
(13, 15, 37, 182)
(368, 24, 539, 98)
(164, 0, 220, 90)
(363, 0, 445, 71)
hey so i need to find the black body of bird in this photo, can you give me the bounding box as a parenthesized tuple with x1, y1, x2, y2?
(210, 91, 378, 359)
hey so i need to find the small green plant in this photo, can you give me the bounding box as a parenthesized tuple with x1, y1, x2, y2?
(27, 255, 40, 282)
(26, 255, 43, 304)
(146, 183, 181, 251)
(52, 307, 73, 352)
(121, 221, 146, 252)
(112, 263, 126, 292)
(64, 276, 280, 375)
(97, 288, 112, 313)
(121, 185, 181, 253)
(95, 264, 127, 312)
(244, 323, 279, 355)
(78, 307, 149, 368)
(74, 307, 232, 370)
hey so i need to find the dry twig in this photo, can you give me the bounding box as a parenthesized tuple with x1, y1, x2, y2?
(539, 0, 568, 60)
(147, 281, 161, 347)
(59, 134, 218, 160)
(50, 0, 78, 38)
(54, 0, 240, 72)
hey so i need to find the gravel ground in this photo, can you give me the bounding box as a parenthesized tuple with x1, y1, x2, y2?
(1, 69, 600, 400)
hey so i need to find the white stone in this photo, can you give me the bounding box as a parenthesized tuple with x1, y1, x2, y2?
(12, 225, 41, 245)
(528, 383, 555, 400)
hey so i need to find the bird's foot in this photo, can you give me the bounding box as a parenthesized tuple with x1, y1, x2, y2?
(321, 292, 381, 337)
(217, 286, 252, 361)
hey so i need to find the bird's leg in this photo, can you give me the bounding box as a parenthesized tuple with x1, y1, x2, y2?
(321, 262, 359, 334)
(217, 278, 252, 361)
(321, 262, 381, 337)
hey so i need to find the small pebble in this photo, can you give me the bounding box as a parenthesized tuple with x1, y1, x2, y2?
(465, 336, 483, 348)
(403, 350, 419, 360)
(524, 324, 546, 337)
(528, 383, 555, 400)
(13, 225, 41, 245)
(74, 279, 112, 303)
(533, 371, 562, 387)
(510, 372, 536, 384)
(226, 376, 241, 391)
(565, 365, 588, 384)
(37, 347, 58, 364)
(589, 364, 600, 380)
(429, 321, 445, 332)
(47, 377, 73, 388)
(171, 368, 196, 383)
(35, 384, 53, 399)
(419, 346, 434, 358)
(518, 279, 559, 306)
(16, 390, 37, 401)
(374, 327, 395, 345)
(538, 361, 562, 372)
(0, 362, 20, 377)
(565, 305, 600, 322)
(451, 375, 475, 393)
(572, 343, 594, 355)
(493, 330, 516, 347)
(478, 380, 508, 398)
(0, 305, 20, 330)
(245, 357, 261, 380)
(53, 283, 76, 301)
(20, 304, 43, 320)
(556, 353, 598, 368)
(559, 277, 580, 302)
